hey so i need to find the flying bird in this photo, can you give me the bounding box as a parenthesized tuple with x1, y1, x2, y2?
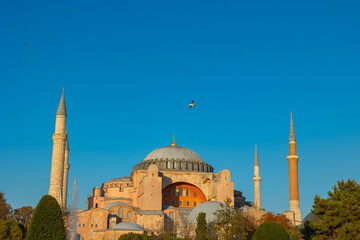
(189, 100, 195, 110)
(24, 43, 32, 46)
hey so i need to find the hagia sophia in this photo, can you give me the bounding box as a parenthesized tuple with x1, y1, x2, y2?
(48, 91, 301, 240)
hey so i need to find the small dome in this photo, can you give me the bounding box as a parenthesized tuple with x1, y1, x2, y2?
(188, 201, 225, 224)
(112, 221, 144, 231)
(143, 145, 203, 162)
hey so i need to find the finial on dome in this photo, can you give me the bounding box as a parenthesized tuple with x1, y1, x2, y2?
(171, 134, 176, 146)
(211, 194, 216, 201)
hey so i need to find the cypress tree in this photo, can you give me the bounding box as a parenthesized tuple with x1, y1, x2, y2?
(26, 195, 66, 240)
(252, 222, 289, 240)
(195, 212, 207, 240)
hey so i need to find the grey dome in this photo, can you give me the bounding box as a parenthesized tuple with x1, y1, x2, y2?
(144, 145, 204, 162)
(112, 221, 144, 231)
(188, 201, 225, 224)
(133, 145, 214, 173)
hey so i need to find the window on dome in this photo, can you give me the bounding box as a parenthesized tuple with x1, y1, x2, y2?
(179, 200, 182, 206)
(164, 190, 168, 197)
(164, 200, 168, 205)
(194, 192, 197, 197)
(172, 188, 176, 196)
(179, 186, 183, 196)
(186, 201, 190, 206)
(171, 200, 175, 206)
(118, 208, 124, 218)
(127, 211, 133, 220)
(186, 189, 189, 196)
(194, 201, 197, 206)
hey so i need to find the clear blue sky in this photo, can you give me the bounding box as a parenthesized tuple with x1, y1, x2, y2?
(1, 0, 359, 219)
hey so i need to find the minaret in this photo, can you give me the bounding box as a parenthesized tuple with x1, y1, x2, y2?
(287, 113, 301, 225)
(252, 143, 261, 209)
(62, 133, 70, 209)
(49, 90, 67, 208)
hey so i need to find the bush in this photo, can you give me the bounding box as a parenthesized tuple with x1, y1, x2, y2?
(0, 218, 23, 240)
(119, 232, 154, 240)
(26, 195, 66, 240)
(252, 222, 290, 240)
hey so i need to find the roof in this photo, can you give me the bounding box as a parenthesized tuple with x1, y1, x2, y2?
(143, 145, 204, 162)
(107, 177, 131, 183)
(104, 201, 134, 210)
(188, 201, 226, 224)
(111, 222, 144, 231)
(254, 143, 259, 166)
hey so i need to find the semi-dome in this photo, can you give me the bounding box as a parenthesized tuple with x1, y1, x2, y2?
(111, 221, 144, 231)
(144, 145, 204, 162)
(188, 201, 225, 224)
(133, 139, 214, 173)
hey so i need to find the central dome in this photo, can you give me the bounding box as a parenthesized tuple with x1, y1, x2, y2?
(143, 145, 204, 162)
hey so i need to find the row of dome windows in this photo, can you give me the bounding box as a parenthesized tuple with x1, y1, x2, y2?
(164, 199, 203, 207)
(78, 223, 98, 228)
(163, 188, 197, 197)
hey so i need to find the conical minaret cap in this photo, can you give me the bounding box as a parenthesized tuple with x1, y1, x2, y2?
(254, 143, 259, 166)
(289, 112, 296, 141)
(56, 89, 67, 116)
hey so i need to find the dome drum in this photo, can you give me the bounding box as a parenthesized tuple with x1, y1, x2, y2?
(133, 159, 214, 173)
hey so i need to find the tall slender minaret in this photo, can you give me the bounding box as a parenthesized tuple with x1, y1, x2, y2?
(49, 90, 67, 208)
(62, 134, 70, 208)
(287, 113, 301, 225)
(252, 143, 262, 209)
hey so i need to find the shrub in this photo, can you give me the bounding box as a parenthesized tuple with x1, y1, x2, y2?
(252, 222, 290, 240)
(0, 218, 23, 240)
(26, 195, 66, 240)
(119, 232, 154, 240)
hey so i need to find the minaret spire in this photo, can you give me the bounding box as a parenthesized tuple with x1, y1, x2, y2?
(56, 88, 67, 116)
(253, 143, 261, 209)
(286, 112, 301, 225)
(254, 142, 259, 166)
(289, 112, 295, 141)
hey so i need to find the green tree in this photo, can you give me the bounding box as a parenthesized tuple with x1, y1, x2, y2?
(212, 200, 256, 240)
(252, 222, 290, 240)
(118, 232, 154, 240)
(0, 218, 23, 240)
(312, 179, 360, 240)
(195, 212, 207, 240)
(300, 221, 316, 240)
(26, 195, 66, 240)
(0, 192, 12, 220)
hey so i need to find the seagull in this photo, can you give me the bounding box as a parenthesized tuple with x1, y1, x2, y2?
(189, 100, 195, 110)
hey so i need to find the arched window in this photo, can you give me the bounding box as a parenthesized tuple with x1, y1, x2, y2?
(194, 201, 197, 207)
(171, 200, 175, 206)
(164, 199, 168, 205)
(179, 200, 182, 206)
(118, 208, 124, 218)
(164, 190, 168, 197)
(186, 189, 189, 196)
(179, 186, 183, 196)
(95, 203, 98, 208)
(172, 188, 176, 196)
(127, 211, 133, 220)
(186, 201, 190, 206)
(194, 191, 197, 197)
